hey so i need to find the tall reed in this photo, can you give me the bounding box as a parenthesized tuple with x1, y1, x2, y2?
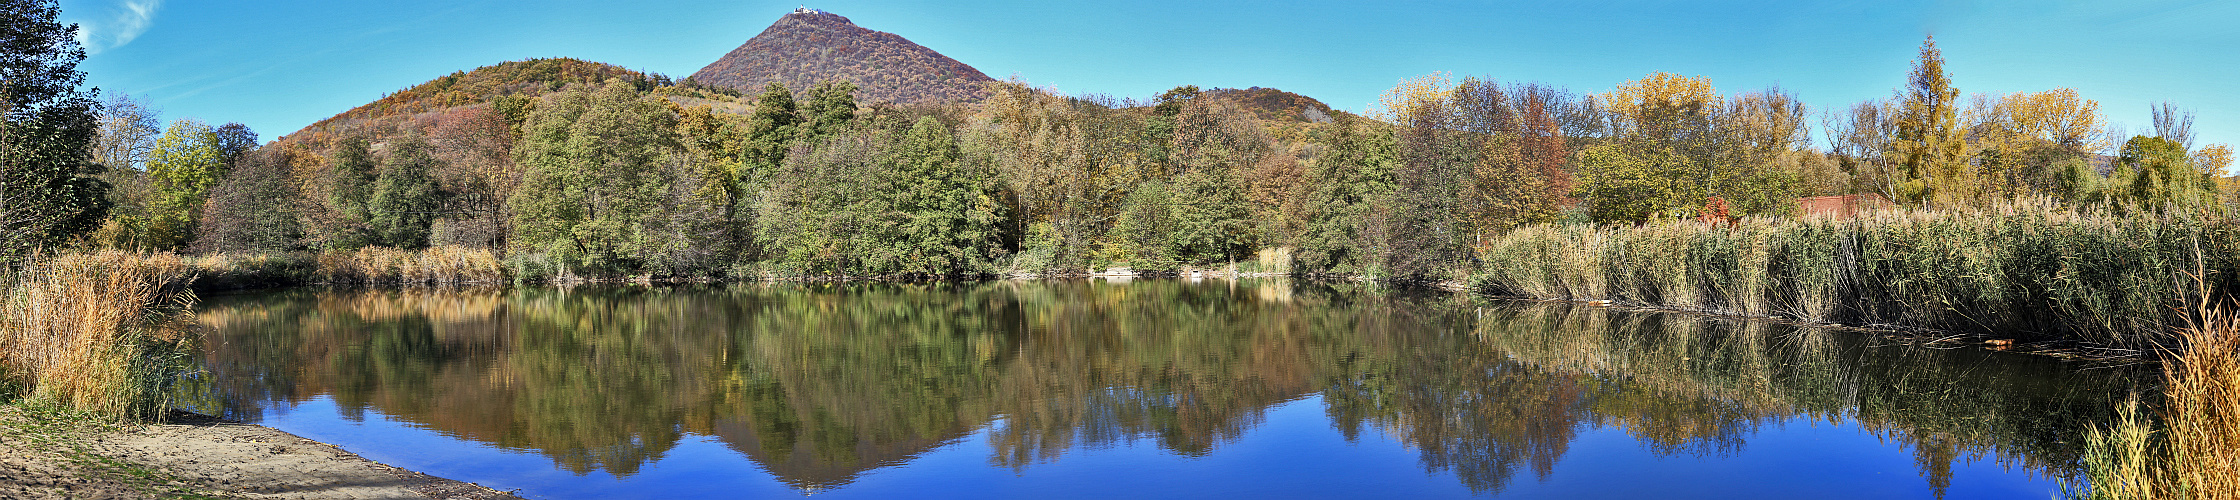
(2163, 303, 2240, 497)
(0, 252, 200, 420)
(311, 246, 504, 284)
(2065, 302, 2240, 500)
(1476, 203, 2235, 347)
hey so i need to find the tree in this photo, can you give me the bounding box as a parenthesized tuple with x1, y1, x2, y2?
(799, 80, 858, 139)
(1464, 81, 1573, 234)
(1166, 168, 1253, 265)
(0, 0, 108, 262)
(192, 148, 301, 253)
(317, 136, 379, 250)
(369, 138, 447, 248)
(1891, 36, 1971, 206)
(1572, 141, 1690, 222)
(143, 119, 224, 249)
(1824, 100, 1900, 198)
(1379, 73, 1476, 277)
(1965, 89, 2106, 200)
(894, 116, 1002, 275)
(2117, 135, 2212, 211)
(1295, 117, 1397, 273)
(91, 93, 160, 171)
(213, 122, 258, 166)
(509, 80, 687, 274)
(740, 82, 801, 185)
(2151, 101, 2196, 151)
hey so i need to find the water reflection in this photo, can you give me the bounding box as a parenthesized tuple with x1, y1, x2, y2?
(182, 280, 2145, 496)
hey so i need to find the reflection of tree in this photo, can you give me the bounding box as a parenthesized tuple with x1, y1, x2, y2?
(1470, 304, 2149, 498)
(186, 281, 2144, 496)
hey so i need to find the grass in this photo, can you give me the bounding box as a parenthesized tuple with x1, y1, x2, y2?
(2162, 301, 2240, 498)
(310, 245, 504, 284)
(186, 246, 506, 289)
(1474, 202, 2235, 348)
(0, 252, 201, 421)
(2065, 299, 2240, 500)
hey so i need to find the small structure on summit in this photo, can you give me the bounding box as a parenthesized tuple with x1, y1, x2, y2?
(794, 6, 827, 15)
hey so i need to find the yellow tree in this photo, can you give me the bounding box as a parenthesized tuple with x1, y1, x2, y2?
(1892, 36, 1972, 207)
(1966, 88, 2107, 200)
(1600, 71, 1717, 140)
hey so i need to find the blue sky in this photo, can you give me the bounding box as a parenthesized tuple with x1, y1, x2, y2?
(59, 0, 2239, 151)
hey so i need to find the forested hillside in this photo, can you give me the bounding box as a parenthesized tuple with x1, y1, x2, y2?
(688, 9, 994, 105)
(68, 26, 2239, 284)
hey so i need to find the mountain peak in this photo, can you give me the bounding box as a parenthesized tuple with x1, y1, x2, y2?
(689, 10, 993, 105)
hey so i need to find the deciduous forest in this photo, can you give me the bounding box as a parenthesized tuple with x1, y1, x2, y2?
(28, 38, 2231, 284)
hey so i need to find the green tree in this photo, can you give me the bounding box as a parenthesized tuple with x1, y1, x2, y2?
(319, 136, 379, 250)
(799, 80, 858, 139)
(509, 80, 686, 274)
(1572, 141, 1691, 223)
(1111, 179, 1175, 267)
(143, 119, 224, 249)
(894, 117, 1002, 275)
(0, 0, 108, 262)
(740, 82, 801, 187)
(1167, 168, 1253, 265)
(369, 138, 447, 248)
(1296, 118, 1397, 273)
(2118, 135, 2214, 211)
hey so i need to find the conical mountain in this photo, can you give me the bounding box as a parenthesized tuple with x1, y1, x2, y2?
(688, 9, 994, 105)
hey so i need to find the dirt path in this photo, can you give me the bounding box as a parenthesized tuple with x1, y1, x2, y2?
(1, 405, 518, 500)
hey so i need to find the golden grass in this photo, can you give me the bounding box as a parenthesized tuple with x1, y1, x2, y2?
(2164, 305, 2240, 498)
(312, 246, 503, 284)
(1476, 202, 2228, 347)
(2069, 304, 2240, 500)
(0, 252, 200, 420)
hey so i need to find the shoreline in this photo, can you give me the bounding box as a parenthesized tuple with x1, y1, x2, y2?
(0, 404, 518, 500)
(5, 273, 2148, 498)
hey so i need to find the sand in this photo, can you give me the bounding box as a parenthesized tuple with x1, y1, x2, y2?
(0, 406, 519, 500)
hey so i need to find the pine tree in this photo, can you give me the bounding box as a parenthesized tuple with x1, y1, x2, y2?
(0, 0, 108, 263)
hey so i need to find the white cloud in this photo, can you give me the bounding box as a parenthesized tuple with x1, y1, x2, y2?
(72, 0, 164, 55)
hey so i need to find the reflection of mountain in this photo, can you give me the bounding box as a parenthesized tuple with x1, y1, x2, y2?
(185, 281, 2146, 495)
(709, 417, 972, 490)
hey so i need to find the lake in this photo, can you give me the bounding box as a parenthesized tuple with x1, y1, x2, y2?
(176, 279, 2144, 498)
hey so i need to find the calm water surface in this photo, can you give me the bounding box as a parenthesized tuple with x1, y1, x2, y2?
(179, 279, 2145, 498)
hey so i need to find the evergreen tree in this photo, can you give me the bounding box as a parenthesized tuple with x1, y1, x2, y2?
(1892, 36, 1970, 206)
(895, 117, 999, 275)
(1296, 118, 1397, 273)
(740, 82, 801, 182)
(321, 136, 379, 249)
(0, 0, 108, 262)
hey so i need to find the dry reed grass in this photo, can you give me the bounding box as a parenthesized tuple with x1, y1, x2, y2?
(2163, 304, 2240, 498)
(2068, 300, 2240, 500)
(312, 246, 503, 284)
(1476, 202, 2236, 347)
(0, 252, 200, 420)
